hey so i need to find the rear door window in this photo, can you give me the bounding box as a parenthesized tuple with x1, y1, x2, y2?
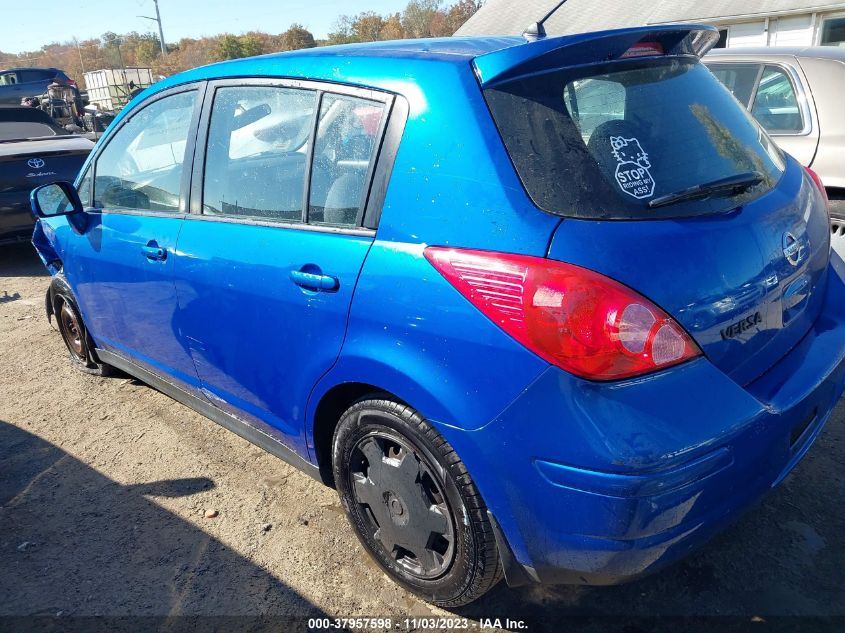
(201, 84, 388, 228)
(203, 85, 317, 223)
(706, 63, 762, 107)
(485, 58, 786, 220)
(19, 69, 53, 83)
(751, 66, 804, 133)
(308, 94, 387, 226)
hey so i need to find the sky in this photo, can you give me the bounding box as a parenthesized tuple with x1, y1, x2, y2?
(1, 0, 410, 54)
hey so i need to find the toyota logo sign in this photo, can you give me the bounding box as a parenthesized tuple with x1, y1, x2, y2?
(27, 158, 46, 169)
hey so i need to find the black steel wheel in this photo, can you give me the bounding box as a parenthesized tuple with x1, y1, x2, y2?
(333, 397, 502, 607)
(349, 430, 455, 579)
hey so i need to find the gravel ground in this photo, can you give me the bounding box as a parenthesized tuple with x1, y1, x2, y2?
(1, 242, 844, 632)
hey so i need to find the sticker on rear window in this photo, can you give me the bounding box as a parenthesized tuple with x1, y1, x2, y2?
(611, 136, 655, 200)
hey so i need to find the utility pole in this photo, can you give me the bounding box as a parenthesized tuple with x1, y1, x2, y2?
(138, 0, 167, 55)
(153, 0, 166, 55)
(74, 38, 86, 75)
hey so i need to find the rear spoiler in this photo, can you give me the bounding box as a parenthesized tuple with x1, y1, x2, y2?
(473, 25, 720, 88)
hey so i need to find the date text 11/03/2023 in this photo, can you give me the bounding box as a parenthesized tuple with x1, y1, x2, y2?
(307, 617, 528, 630)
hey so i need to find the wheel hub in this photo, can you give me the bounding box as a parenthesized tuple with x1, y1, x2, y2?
(59, 302, 86, 359)
(385, 491, 408, 524)
(349, 431, 455, 579)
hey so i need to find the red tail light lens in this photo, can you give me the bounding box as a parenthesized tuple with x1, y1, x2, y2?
(425, 247, 701, 381)
(621, 42, 665, 59)
(804, 166, 829, 216)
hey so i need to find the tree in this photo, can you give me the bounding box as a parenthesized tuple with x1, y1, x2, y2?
(446, 0, 482, 33)
(217, 34, 243, 60)
(352, 12, 386, 42)
(380, 13, 406, 40)
(327, 15, 356, 45)
(0, 1, 488, 83)
(429, 11, 451, 37)
(278, 24, 315, 51)
(239, 34, 265, 57)
(135, 38, 161, 66)
(401, 0, 443, 38)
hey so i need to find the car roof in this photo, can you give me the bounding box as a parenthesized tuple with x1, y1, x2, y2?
(149, 26, 716, 97)
(141, 36, 522, 101)
(195, 36, 525, 78)
(707, 46, 845, 62)
(224, 37, 523, 65)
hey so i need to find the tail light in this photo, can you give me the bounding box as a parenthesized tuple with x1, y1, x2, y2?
(804, 166, 829, 217)
(425, 247, 701, 381)
(621, 42, 665, 59)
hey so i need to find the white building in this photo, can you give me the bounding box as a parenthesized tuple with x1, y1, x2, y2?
(457, 1, 845, 49)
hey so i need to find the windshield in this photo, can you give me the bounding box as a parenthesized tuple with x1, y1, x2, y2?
(484, 58, 786, 219)
(0, 121, 59, 141)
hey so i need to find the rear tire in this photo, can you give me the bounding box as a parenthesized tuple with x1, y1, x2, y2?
(50, 276, 116, 377)
(332, 397, 502, 607)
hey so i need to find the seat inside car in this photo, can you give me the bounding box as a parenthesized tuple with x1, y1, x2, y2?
(308, 109, 374, 225)
(322, 172, 364, 225)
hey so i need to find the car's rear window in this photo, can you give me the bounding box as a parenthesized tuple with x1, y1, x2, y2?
(0, 121, 58, 141)
(484, 58, 786, 219)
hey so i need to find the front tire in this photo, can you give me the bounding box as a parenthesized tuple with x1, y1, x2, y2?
(50, 276, 115, 376)
(332, 397, 502, 607)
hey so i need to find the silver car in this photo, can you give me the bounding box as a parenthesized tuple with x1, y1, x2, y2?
(705, 47, 845, 255)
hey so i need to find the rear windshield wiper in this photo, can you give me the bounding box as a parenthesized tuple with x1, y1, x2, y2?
(648, 172, 764, 209)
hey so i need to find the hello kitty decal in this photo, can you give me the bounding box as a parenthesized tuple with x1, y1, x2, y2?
(610, 136, 656, 200)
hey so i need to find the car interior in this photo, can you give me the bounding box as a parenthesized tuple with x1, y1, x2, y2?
(751, 69, 803, 132)
(203, 92, 382, 226)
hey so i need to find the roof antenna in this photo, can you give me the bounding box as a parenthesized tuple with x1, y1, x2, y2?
(522, 0, 569, 42)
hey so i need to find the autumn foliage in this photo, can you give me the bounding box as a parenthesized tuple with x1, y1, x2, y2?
(0, 1, 482, 84)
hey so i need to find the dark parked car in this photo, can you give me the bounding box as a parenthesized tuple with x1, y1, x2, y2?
(0, 107, 93, 245)
(29, 25, 845, 607)
(0, 67, 79, 105)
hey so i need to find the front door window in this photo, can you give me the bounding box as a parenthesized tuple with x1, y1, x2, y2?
(94, 90, 197, 212)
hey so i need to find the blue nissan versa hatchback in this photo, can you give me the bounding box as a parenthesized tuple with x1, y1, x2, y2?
(30, 25, 845, 606)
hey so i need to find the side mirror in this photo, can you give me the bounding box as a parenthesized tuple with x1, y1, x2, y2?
(31, 181, 88, 234)
(30, 181, 83, 219)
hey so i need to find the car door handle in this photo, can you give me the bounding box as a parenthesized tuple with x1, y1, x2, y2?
(142, 244, 167, 261)
(289, 269, 338, 291)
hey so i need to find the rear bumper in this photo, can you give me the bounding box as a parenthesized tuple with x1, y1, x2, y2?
(439, 257, 845, 586)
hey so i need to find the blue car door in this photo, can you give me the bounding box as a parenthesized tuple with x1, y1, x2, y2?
(66, 86, 204, 388)
(172, 81, 392, 456)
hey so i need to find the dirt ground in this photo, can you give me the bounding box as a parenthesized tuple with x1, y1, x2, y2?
(1, 242, 844, 632)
